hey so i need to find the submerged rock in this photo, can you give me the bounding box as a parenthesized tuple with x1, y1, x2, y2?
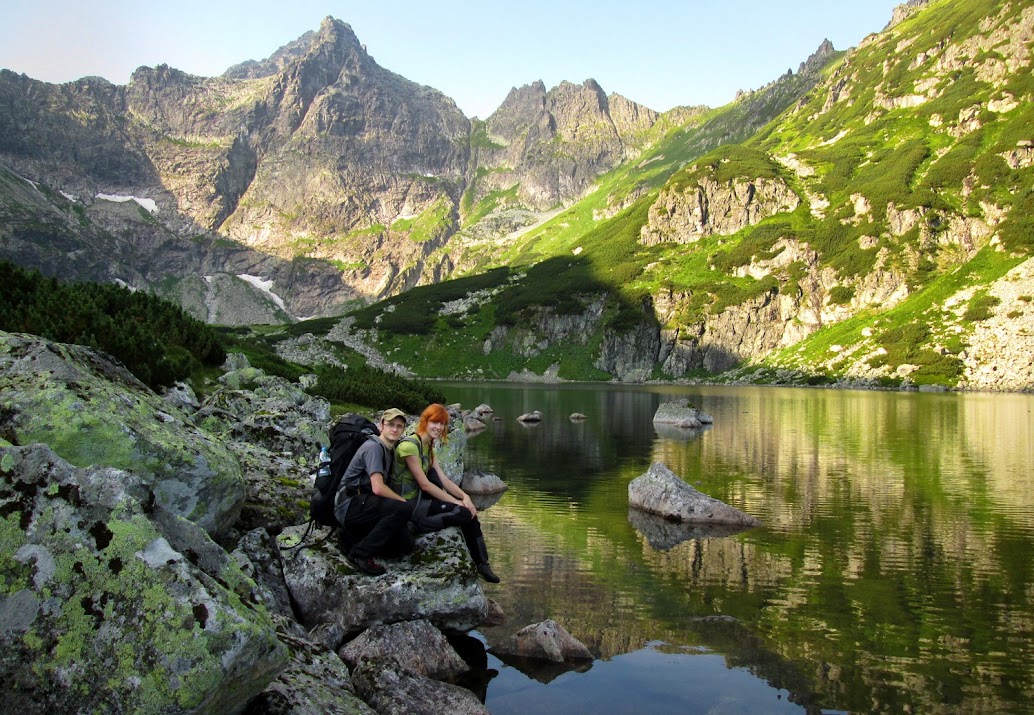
(628, 507, 757, 550)
(461, 470, 508, 495)
(628, 462, 761, 527)
(652, 398, 714, 429)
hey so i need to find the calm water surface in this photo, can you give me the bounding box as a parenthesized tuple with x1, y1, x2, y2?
(438, 382, 1034, 715)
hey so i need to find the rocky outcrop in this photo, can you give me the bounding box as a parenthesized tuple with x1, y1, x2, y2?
(279, 526, 487, 636)
(460, 470, 509, 495)
(640, 175, 801, 246)
(0, 443, 287, 713)
(0, 331, 245, 537)
(0, 333, 506, 712)
(628, 462, 761, 527)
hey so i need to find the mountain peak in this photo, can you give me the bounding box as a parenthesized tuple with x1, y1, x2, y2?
(798, 38, 836, 74)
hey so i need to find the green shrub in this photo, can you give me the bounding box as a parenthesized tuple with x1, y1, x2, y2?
(0, 260, 225, 389)
(829, 285, 856, 305)
(311, 364, 445, 414)
(963, 293, 1001, 321)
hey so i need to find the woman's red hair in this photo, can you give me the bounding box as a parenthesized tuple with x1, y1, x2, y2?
(416, 403, 450, 443)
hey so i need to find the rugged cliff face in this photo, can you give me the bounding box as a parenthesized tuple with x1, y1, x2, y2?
(471, 79, 659, 212)
(0, 16, 661, 319)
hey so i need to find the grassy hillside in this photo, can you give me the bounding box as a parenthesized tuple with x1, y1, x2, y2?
(322, 0, 1032, 390)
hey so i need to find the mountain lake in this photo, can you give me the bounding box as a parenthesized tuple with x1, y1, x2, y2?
(436, 381, 1034, 714)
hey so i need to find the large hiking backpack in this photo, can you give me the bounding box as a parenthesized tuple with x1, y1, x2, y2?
(309, 413, 379, 528)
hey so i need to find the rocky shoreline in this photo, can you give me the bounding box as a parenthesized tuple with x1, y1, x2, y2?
(2, 329, 779, 712)
(0, 331, 505, 713)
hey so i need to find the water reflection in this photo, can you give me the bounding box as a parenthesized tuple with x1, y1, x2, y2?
(442, 382, 1034, 714)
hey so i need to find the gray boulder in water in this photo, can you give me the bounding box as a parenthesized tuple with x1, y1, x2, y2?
(492, 619, 593, 663)
(652, 398, 714, 429)
(628, 462, 761, 527)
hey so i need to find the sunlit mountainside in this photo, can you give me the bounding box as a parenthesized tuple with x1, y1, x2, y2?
(1, 0, 1031, 390)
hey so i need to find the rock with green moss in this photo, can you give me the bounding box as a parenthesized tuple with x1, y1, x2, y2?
(278, 526, 486, 636)
(0, 331, 245, 537)
(0, 443, 287, 714)
(244, 622, 375, 715)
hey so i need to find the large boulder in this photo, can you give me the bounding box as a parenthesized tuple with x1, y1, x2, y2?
(628, 462, 761, 527)
(339, 620, 469, 681)
(350, 657, 490, 715)
(0, 331, 245, 537)
(0, 443, 287, 714)
(652, 398, 714, 429)
(243, 624, 374, 715)
(435, 411, 467, 481)
(278, 526, 486, 636)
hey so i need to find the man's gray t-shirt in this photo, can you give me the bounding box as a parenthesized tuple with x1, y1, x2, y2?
(339, 437, 393, 498)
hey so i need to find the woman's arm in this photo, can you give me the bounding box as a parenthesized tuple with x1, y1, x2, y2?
(404, 454, 460, 505)
(431, 456, 478, 517)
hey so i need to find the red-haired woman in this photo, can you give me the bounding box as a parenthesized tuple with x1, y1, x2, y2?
(394, 403, 500, 583)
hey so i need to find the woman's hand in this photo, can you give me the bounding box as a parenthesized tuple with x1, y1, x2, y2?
(460, 494, 477, 518)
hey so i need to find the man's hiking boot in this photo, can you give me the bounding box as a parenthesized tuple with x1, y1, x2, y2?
(477, 562, 500, 583)
(346, 552, 386, 576)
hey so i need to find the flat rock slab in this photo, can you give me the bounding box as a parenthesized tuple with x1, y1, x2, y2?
(279, 526, 486, 636)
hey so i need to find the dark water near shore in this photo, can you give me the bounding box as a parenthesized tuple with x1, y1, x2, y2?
(438, 382, 1034, 715)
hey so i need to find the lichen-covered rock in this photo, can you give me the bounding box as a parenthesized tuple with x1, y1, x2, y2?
(0, 331, 245, 537)
(222, 439, 313, 535)
(460, 470, 508, 495)
(628, 462, 761, 527)
(492, 619, 593, 663)
(244, 624, 373, 715)
(339, 620, 469, 681)
(232, 528, 295, 619)
(197, 358, 331, 457)
(435, 412, 467, 481)
(652, 398, 714, 428)
(278, 526, 486, 636)
(0, 443, 287, 714)
(349, 656, 490, 715)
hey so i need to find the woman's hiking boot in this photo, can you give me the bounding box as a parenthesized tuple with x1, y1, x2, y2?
(476, 561, 501, 583)
(473, 536, 501, 583)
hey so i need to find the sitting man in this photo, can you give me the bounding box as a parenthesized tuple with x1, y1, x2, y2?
(334, 408, 414, 575)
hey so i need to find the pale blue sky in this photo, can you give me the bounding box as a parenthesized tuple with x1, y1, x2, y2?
(0, 1, 904, 118)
